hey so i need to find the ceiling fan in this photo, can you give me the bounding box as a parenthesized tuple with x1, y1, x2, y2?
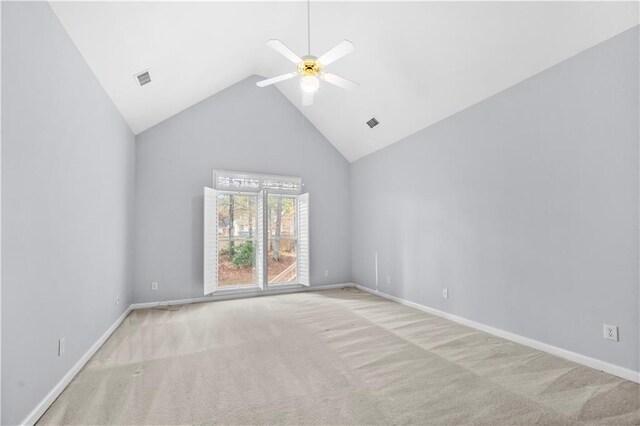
(256, 0, 359, 106)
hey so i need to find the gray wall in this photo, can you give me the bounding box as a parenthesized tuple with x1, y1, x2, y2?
(133, 76, 351, 303)
(1, 3, 637, 422)
(351, 27, 639, 371)
(1, 3, 135, 424)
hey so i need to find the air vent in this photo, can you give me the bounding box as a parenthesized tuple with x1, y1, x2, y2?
(135, 70, 151, 86)
(366, 117, 379, 128)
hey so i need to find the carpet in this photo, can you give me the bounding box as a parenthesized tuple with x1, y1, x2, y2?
(38, 288, 640, 425)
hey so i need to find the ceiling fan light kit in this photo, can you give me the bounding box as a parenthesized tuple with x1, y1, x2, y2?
(256, 0, 358, 105)
(300, 75, 320, 93)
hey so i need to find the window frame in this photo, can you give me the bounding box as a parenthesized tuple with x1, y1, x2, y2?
(267, 193, 298, 286)
(214, 190, 261, 291)
(206, 171, 307, 295)
(213, 170, 302, 195)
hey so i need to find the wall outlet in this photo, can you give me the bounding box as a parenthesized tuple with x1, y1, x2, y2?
(603, 324, 619, 342)
(116, 297, 120, 305)
(58, 338, 65, 356)
(151, 282, 158, 291)
(386, 276, 391, 284)
(442, 289, 449, 299)
(324, 270, 329, 277)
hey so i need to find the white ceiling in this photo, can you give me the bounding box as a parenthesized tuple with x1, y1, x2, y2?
(50, 1, 638, 162)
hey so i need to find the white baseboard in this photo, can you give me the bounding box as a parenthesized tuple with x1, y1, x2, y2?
(19, 306, 132, 426)
(130, 282, 355, 310)
(355, 284, 640, 384)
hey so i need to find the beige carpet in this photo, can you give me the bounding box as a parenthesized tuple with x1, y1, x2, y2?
(38, 288, 639, 425)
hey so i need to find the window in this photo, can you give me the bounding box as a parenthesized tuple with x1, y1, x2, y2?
(214, 170, 301, 194)
(216, 193, 257, 287)
(204, 171, 309, 294)
(268, 195, 297, 284)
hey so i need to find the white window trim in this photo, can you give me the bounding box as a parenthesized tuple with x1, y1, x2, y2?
(265, 193, 299, 288)
(204, 171, 308, 295)
(216, 190, 260, 289)
(213, 169, 303, 194)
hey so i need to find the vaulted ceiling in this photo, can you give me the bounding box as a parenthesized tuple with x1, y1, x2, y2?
(50, 1, 638, 162)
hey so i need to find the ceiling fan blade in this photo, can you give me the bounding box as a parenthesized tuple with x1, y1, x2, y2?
(267, 39, 302, 64)
(256, 73, 297, 87)
(302, 91, 314, 106)
(318, 40, 355, 66)
(321, 73, 359, 91)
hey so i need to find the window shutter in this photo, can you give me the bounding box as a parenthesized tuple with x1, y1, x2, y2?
(298, 193, 310, 286)
(204, 187, 218, 295)
(256, 190, 266, 289)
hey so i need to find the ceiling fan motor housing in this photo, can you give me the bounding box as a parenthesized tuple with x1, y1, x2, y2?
(298, 56, 322, 75)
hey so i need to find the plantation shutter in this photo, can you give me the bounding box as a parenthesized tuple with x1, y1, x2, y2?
(256, 190, 266, 289)
(298, 193, 310, 286)
(204, 187, 218, 295)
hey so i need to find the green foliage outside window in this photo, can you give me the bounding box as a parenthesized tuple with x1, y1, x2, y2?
(232, 241, 254, 268)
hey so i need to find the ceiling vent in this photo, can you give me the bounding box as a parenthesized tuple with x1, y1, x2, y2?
(135, 70, 151, 86)
(366, 117, 379, 128)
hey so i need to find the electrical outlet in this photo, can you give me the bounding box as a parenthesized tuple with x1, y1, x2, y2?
(324, 270, 329, 277)
(442, 289, 449, 299)
(151, 282, 158, 291)
(386, 276, 391, 284)
(116, 297, 120, 305)
(58, 338, 65, 356)
(603, 324, 619, 342)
